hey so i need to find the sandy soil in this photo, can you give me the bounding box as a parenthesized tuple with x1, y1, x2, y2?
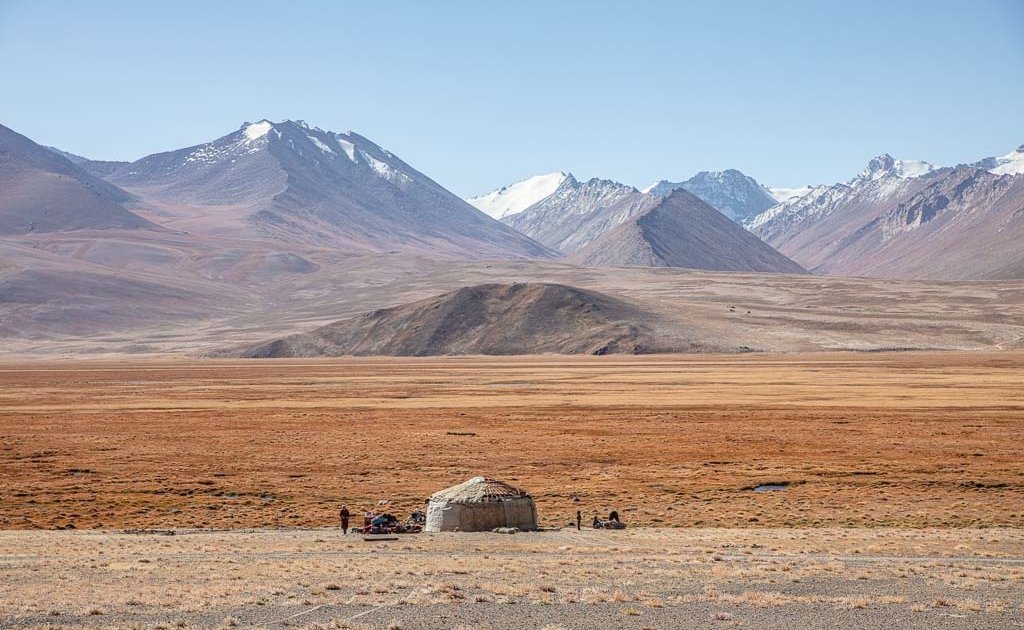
(1, 352, 1022, 530)
(1, 527, 1021, 629)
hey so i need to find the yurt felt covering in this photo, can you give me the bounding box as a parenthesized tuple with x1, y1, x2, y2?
(425, 476, 537, 532)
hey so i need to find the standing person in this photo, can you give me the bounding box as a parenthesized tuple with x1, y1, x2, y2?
(339, 504, 350, 535)
(576, 510, 582, 531)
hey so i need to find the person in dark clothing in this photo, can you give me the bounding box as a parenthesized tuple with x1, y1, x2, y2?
(609, 510, 619, 523)
(576, 510, 582, 531)
(339, 504, 350, 535)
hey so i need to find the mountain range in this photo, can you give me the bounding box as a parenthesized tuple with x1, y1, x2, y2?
(3, 118, 802, 275)
(468, 142, 1024, 282)
(5, 118, 1021, 280)
(1, 116, 1022, 355)
(470, 168, 787, 226)
(478, 173, 803, 273)
(746, 150, 1024, 279)
(22, 117, 1018, 282)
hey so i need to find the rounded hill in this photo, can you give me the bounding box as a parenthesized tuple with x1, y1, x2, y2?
(226, 282, 696, 357)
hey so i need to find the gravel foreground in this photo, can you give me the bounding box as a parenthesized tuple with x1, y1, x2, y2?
(1, 527, 1022, 629)
(6, 601, 1017, 630)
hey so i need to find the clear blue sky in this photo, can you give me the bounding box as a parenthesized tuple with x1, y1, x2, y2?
(2, 0, 1022, 194)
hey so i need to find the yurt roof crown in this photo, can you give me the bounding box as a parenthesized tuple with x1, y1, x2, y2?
(429, 476, 531, 504)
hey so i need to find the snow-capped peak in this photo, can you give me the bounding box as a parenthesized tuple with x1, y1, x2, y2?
(893, 159, 936, 179)
(641, 180, 665, 194)
(857, 154, 935, 181)
(243, 120, 273, 142)
(466, 172, 568, 220)
(988, 144, 1024, 176)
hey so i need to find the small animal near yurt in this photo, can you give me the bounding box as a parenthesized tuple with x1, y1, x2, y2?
(425, 476, 538, 532)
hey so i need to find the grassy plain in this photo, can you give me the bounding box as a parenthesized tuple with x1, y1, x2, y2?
(1, 352, 1022, 530)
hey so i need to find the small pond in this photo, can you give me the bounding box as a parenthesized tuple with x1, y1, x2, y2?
(752, 484, 789, 493)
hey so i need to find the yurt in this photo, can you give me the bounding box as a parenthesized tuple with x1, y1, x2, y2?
(425, 476, 538, 532)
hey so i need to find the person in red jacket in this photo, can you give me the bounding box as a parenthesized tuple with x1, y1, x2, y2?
(339, 504, 351, 534)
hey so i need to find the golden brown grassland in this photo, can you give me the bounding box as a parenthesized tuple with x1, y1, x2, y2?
(1, 351, 1022, 530)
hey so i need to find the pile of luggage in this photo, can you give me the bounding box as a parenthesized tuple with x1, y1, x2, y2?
(592, 510, 626, 529)
(357, 510, 424, 535)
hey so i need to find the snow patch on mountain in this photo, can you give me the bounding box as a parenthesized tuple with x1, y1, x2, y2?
(467, 172, 568, 219)
(768, 186, 814, 203)
(182, 121, 276, 165)
(857, 155, 936, 182)
(307, 135, 335, 154)
(985, 145, 1024, 176)
(243, 120, 273, 142)
(334, 136, 357, 161)
(184, 140, 259, 165)
(893, 159, 936, 179)
(360, 150, 412, 184)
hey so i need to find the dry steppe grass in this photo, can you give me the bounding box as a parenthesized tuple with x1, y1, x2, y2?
(1, 351, 1022, 530)
(0, 527, 1022, 629)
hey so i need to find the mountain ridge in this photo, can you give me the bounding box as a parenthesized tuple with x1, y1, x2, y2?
(0, 123, 156, 235)
(103, 119, 554, 258)
(569, 189, 807, 274)
(466, 172, 567, 219)
(643, 169, 778, 221)
(745, 148, 1024, 279)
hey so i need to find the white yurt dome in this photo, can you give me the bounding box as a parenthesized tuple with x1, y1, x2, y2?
(425, 476, 537, 532)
